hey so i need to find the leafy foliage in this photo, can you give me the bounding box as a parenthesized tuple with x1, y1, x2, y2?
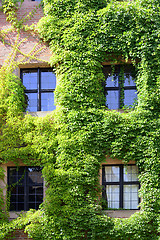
(0, 0, 160, 239)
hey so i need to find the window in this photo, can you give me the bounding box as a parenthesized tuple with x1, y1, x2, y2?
(8, 167, 43, 211)
(103, 65, 137, 109)
(21, 68, 56, 112)
(102, 165, 139, 209)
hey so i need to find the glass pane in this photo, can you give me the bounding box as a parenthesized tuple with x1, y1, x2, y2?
(10, 186, 17, 194)
(29, 186, 36, 194)
(36, 186, 43, 194)
(36, 195, 43, 202)
(29, 203, 36, 209)
(103, 66, 119, 87)
(123, 185, 139, 209)
(123, 166, 139, 182)
(124, 74, 136, 87)
(124, 89, 137, 107)
(18, 195, 24, 202)
(106, 90, 119, 109)
(41, 92, 56, 111)
(22, 70, 37, 90)
(28, 172, 43, 185)
(41, 70, 56, 89)
(124, 65, 136, 87)
(10, 194, 16, 202)
(9, 175, 17, 184)
(17, 187, 24, 194)
(26, 93, 37, 112)
(9, 167, 17, 175)
(105, 166, 120, 182)
(35, 203, 41, 210)
(106, 185, 119, 209)
(17, 203, 24, 211)
(29, 195, 35, 202)
(10, 203, 16, 211)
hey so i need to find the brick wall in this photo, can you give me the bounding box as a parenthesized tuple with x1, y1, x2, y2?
(5, 229, 33, 240)
(0, 0, 52, 67)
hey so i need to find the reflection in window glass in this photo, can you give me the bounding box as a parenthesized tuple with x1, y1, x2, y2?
(26, 93, 37, 112)
(23, 71, 37, 90)
(41, 71, 56, 89)
(124, 90, 137, 107)
(41, 92, 55, 111)
(106, 91, 119, 109)
(124, 74, 136, 87)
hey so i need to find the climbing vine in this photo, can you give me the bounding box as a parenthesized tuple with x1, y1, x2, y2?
(0, 0, 160, 239)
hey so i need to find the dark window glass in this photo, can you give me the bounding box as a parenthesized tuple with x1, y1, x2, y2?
(21, 68, 56, 112)
(103, 65, 137, 109)
(102, 165, 139, 210)
(8, 167, 43, 211)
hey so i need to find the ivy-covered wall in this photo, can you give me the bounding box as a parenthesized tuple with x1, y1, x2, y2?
(0, 0, 160, 239)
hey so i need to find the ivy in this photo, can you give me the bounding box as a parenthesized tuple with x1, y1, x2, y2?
(0, 0, 160, 239)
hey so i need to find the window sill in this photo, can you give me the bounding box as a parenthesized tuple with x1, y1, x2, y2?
(9, 211, 27, 221)
(24, 111, 53, 117)
(102, 210, 139, 218)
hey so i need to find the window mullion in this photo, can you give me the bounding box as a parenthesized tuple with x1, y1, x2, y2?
(119, 165, 123, 209)
(118, 65, 121, 109)
(24, 167, 27, 211)
(37, 68, 41, 111)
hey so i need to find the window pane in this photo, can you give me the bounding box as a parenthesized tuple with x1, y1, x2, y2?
(26, 93, 38, 112)
(124, 65, 136, 87)
(103, 66, 119, 87)
(106, 90, 119, 109)
(123, 166, 139, 182)
(123, 185, 139, 209)
(106, 185, 119, 209)
(17, 186, 24, 194)
(41, 92, 56, 111)
(36, 195, 43, 202)
(10, 194, 16, 202)
(29, 195, 35, 202)
(36, 186, 43, 194)
(124, 74, 136, 87)
(105, 166, 120, 182)
(17, 203, 24, 211)
(28, 172, 43, 185)
(22, 70, 37, 90)
(18, 195, 24, 202)
(124, 89, 137, 107)
(41, 70, 56, 89)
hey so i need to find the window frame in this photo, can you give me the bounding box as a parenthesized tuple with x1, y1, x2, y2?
(103, 64, 137, 109)
(20, 68, 56, 112)
(7, 166, 43, 211)
(102, 164, 140, 210)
